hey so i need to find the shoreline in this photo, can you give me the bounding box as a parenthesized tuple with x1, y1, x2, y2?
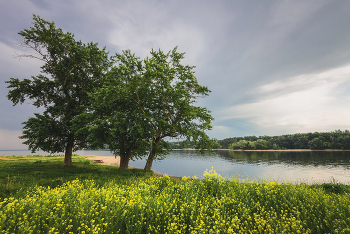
(86, 156, 165, 177)
(172, 148, 350, 152)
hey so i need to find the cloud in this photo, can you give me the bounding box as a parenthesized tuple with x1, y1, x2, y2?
(106, 3, 207, 65)
(210, 125, 232, 139)
(218, 63, 350, 135)
(2, 0, 350, 147)
(254, 63, 350, 100)
(200, 1, 350, 111)
(0, 129, 27, 150)
(0, 41, 45, 131)
(0, 41, 43, 78)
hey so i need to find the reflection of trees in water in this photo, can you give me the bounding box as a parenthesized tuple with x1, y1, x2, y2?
(217, 150, 350, 167)
(165, 150, 350, 168)
(167, 150, 218, 161)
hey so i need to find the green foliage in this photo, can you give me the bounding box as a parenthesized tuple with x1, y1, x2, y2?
(5, 15, 110, 164)
(272, 143, 280, 150)
(220, 130, 350, 150)
(308, 137, 325, 150)
(74, 50, 150, 169)
(76, 47, 218, 170)
(139, 47, 218, 168)
(1, 169, 350, 233)
(229, 139, 270, 150)
(319, 183, 350, 195)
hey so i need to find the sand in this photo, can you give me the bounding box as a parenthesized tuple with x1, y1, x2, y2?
(87, 155, 130, 167)
(86, 155, 169, 177)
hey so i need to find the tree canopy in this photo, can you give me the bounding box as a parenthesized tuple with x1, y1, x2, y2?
(140, 47, 217, 170)
(6, 15, 110, 165)
(74, 50, 150, 169)
(76, 47, 218, 170)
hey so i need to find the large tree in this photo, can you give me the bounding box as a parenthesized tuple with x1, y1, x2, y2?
(6, 15, 110, 165)
(74, 51, 150, 169)
(81, 47, 217, 170)
(140, 47, 217, 170)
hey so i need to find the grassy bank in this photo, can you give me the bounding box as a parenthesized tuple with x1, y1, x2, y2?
(1, 155, 350, 233)
(0, 155, 153, 199)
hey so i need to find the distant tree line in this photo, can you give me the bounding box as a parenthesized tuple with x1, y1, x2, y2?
(168, 130, 350, 150)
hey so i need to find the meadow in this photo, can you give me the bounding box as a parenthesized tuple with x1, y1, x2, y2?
(0, 155, 350, 233)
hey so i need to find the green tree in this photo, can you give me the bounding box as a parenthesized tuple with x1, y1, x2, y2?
(230, 140, 249, 150)
(74, 51, 150, 169)
(341, 135, 350, 149)
(254, 139, 269, 149)
(80, 47, 218, 170)
(308, 137, 325, 150)
(141, 48, 217, 170)
(217, 137, 238, 149)
(272, 143, 280, 150)
(5, 15, 110, 165)
(293, 134, 309, 149)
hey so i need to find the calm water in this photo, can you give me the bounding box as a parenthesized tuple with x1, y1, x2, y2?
(1, 150, 350, 184)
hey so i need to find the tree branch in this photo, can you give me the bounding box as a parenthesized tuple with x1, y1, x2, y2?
(15, 39, 56, 72)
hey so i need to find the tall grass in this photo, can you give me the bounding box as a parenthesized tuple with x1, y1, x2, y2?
(1, 167, 350, 233)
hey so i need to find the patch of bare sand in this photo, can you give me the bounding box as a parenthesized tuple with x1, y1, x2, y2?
(87, 156, 133, 167)
(86, 155, 169, 177)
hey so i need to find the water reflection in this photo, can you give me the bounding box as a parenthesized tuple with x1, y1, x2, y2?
(130, 150, 350, 183)
(157, 150, 350, 167)
(218, 150, 350, 168)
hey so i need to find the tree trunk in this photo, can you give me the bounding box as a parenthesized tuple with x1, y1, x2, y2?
(119, 141, 134, 170)
(144, 138, 162, 170)
(119, 152, 130, 170)
(144, 150, 155, 170)
(64, 134, 74, 166)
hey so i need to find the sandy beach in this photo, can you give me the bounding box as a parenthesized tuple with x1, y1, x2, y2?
(86, 155, 173, 177)
(87, 156, 132, 167)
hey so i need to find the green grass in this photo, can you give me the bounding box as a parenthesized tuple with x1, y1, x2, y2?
(1, 155, 350, 233)
(0, 155, 153, 199)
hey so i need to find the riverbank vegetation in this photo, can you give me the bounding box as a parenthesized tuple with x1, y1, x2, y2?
(169, 129, 350, 150)
(1, 155, 350, 233)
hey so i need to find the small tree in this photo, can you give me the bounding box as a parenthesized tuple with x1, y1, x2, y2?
(6, 15, 110, 165)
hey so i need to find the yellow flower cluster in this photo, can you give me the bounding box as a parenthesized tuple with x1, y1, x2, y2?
(0, 170, 350, 233)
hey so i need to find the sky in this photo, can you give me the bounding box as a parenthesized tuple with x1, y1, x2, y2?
(1, 0, 350, 150)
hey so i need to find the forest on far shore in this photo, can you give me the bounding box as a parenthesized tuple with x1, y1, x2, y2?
(168, 130, 350, 150)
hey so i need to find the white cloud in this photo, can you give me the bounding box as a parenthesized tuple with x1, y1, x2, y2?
(210, 125, 232, 139)
(0, 129, 26, 150)
(256, 64, 350, 96)
(219, 63, 350, 135)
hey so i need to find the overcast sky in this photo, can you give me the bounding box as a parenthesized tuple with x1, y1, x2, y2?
(1, 0, 350, 150)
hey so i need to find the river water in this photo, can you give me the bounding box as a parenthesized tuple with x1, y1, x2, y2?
(1, 149, 349, 184)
